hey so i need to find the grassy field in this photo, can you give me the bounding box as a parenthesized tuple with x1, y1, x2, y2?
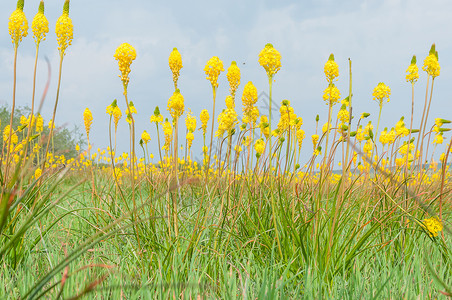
(2, 0, 452, 299)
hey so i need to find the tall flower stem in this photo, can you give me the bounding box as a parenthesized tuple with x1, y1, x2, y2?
(207, 87, 217, 179)
(4, 46, 19, 186)
(42, 54, 64, 171)
(24, 45, 40, 160)
(268, 77, 273, 172)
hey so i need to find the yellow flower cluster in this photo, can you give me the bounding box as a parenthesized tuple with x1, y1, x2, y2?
(254, 138, 265, 158)
(200, 109, 209, 135)
(150, 106, 163, 124)
(227, 61, 241, 98)
(258, 43, 281, 78)
(34, 168, 42, 180)
(372, 82, 391, 105)
(162, 119, 173, 151)
(55, 0, 73, 56)
(324, 54, 339, 83)
(169, 48, 183, 89)
(337, 106, 349, 123)
(3, 125, 18, 144)
(185, 110, 196, 149)
(296, 129, 305, 150)
(167, 89, 185, 119)
(395, 117, 409, 137)
(126, 102, 137, 124)
(311, 134, 319, 151)
(204, 56, 224, 88)
(242, 81, 258, 123)
(32, 1, 49, 45)
(405, 56, 419, 83)
(141, 130, 151, 144)
(422, 216, 443, 237)
(36, 114, 44, 132)
(323, 84, 341, 106)
(277, 100, 298, 133)
(8, 0, 28, 47)
(259, 115, 270, 139)
(83, 108, 93, 140)
(216, 105, 238, 137)
(114, 43, 137, 87)
(423, 45, 440, 78)
(379, 128, 395, 145)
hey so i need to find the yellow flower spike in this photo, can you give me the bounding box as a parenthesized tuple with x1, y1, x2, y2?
(254, 138, 265, 158)
(114, 43, 137, 88)
(422, 216, 443, 237)
(422, 44, 440, 78)
(227, 61, 241, 99)
(405, 55, 419, 83)
(258, 43, 281, 79)
(32, 1, 49, 46)
(169, 47, 183, 89)
(200, 109, 209, 135)
(125, 101, 137, 124)
(372, 82, 391, 106)
(323, 83, 341, 106)
(204, 56, 224, 88)
(296, 129, 305, 150)
(167, 89, 185, 119)
(185, 110, 197, 133)
(150, 106, 163, 124)
(55, 0, 73, 56)
(83, 108, 93, 140)
(311, 134, 319, 150)
(324, 54, 339, 83)
(9, 0, 28, 47)
(242, 81, 258, 108)
(141, 130, 151, 144)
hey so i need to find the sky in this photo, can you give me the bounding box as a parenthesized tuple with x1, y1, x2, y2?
(1, 0, 452, 165)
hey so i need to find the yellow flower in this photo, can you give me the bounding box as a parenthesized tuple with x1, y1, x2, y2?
(185, 110, 197, 133)
(3, 125, 18, 145)
(125, 102, 137, 124)
(422, 44, 440, 78)
(323, 84, 341, 106)
(372, 82, 391, 105)
(254, 138, 265, 158)
(83, 108, 93, 140)
(337, 105, 349, 123)
(114, 43, 137, 87)
(186, 131, 194, 149)
(32, 1, 49, 45)
(36, 114, 44, 132)
(169, 48, 183, 89)
(227, 61, 241, 98)
(113, 106, 122, 129)
(162, 119, 173, 151)
(242, 81, 258, 108)
(48, 119, 55, 129)
(405, 55, 419, 83)
(216, 107, 238, 137)
(141, 130, 151, 144)
(34, 168, 42, 180)
(422, 216, 443, 237)
(433, 134, 443, 144)
(150, 106, 163, 124)
(167, 89, 185, 119)
(204, 56, 224, 88)
(200, 109, 209, 135)
(324, 54, 339, 83)
(258, 43, 281, 78)
(311, 134, 319, 150)
(259, 115, 270, 139)
(55, 0, 73, 56)
(8, 0, 28, 47)
(296, 129, 305, 150)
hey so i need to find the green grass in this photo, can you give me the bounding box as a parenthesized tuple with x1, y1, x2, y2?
(1, 170, 450, 299)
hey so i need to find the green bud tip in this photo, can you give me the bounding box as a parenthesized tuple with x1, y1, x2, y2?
(38, 1, 45, 14)
(231, 61, 237, 65)
(154, 106, 160, 115)
(129, 101, 134, 106)
(328, 53, 335, 61)
(295, 164, 300, 169)
(175, 89, 180, 93)
(350, 131, 357, 137)
(316, 115, 320, 122)
(173, 47, 177, 51)
(435, 51, 439, 60)
(282, 100, 289, 106)
(410, 55, 416, 65)
(17, 0, 24, 10)
(341, 104, 346, 110)
(63, 0, 70, 15)
(429, 44, 436, 55)
(265, 43, 274, 48)
(111, 99, 117, 107)
(410, 137, 415, 143)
